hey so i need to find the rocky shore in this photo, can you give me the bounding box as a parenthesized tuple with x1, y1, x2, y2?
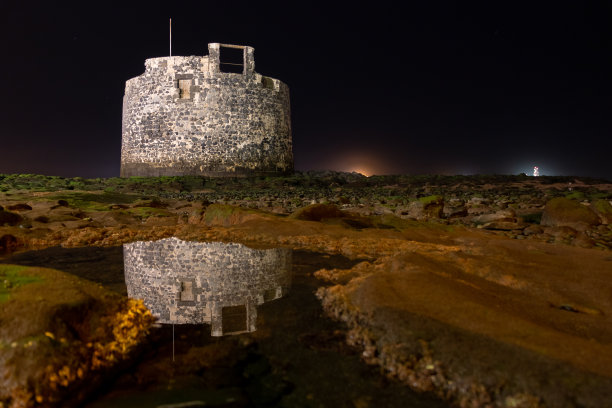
(0, 172, 611, 407)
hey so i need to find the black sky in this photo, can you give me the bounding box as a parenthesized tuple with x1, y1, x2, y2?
(1, 1, 611, 179)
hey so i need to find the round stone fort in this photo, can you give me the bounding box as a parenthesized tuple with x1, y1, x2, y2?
(120, 43, 293, 177)
(123, 238, 292, 336)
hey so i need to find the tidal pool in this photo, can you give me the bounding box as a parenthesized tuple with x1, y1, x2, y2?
(4, 245, 448, 408)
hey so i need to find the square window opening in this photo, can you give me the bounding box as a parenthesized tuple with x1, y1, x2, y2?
(222, 304, 247, 334)
(178, 79, 192, 99)
(219, 47, 245, 74)
(180, 281, 194, 301)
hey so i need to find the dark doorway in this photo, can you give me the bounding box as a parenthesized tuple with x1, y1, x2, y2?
(222, 304, 247, 334)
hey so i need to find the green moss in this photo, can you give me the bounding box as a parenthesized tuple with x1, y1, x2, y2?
(593, 199, 612, 215)
(48, 192, 141, 211)
(204, 204, 240, 224)
(125, 207, 173, 219)
(418, 195, 444, 205)
(376, 214, 456, 232)
(0, 265, 43, 302)
(565, 191, 586, 200)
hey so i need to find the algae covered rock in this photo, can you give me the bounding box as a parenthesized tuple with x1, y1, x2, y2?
(0, 264, 154, 408)
(203, 204, 272, 227)
(591, 199, 612, 224)
(402, 195, 445, 220)
(541, 197, 600, 230)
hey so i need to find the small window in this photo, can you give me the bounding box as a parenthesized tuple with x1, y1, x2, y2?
(180, 281, 194, 301)
(222, 305, 247, 334)
(178, 79, 191, 99)
(219, 47, 245, 74)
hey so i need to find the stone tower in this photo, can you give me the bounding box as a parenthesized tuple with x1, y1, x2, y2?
(120, 43, 293, 177)
(123, 238, 292, 336)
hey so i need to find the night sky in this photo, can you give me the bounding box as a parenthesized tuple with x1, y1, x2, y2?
(2, 1, 611, 179)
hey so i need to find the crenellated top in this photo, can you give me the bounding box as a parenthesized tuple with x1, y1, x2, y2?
(140, 43, 255, 76)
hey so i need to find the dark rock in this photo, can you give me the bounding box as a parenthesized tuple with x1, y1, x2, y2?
(0, 210, 23, 226)
(0, 234, 21, 254)
(6, 203, 32, 211)
(443, 199, 468, 218)
(481, 221, 525, 231)
(523, 225, 544, 236)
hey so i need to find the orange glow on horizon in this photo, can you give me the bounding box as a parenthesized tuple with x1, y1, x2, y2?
(349, 168, 372, 177)
(332, 152, 385, 177)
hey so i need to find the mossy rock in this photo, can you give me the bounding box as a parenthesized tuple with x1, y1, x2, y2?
(418, 195, 444, 205)
(409, 195, 445, 219)
(591, 199, 612, 224)
(288, 203, 344, 222)
(125, 206, 174, 219)
(203, 204, 270, 226)
(541, 197, 600, 229)
(0, 264, 154, 407)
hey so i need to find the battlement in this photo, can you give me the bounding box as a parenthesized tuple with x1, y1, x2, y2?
(120, 43, 293, 177)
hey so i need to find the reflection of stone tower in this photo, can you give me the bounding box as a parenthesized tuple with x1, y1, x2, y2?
(121, 43, 293, 177)
(123, 238, 292, 336)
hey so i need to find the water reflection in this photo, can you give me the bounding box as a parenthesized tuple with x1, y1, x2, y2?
(123, 237, 292, 336)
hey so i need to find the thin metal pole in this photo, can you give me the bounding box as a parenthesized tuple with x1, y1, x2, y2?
(169, 18, 172, 57)
(172, 324, 175, 362)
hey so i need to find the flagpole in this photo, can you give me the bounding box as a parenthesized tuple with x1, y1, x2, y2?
(169, 18, 172, 57)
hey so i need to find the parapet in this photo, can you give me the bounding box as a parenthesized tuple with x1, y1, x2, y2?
(120, 43, 293, 177)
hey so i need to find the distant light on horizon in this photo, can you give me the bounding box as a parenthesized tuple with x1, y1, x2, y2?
(533, 166, 540, 177)
(349, 168, 373, 177)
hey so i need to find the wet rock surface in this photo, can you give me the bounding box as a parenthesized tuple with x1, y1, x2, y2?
(0, 264, 154, 408)
(3, 248, 447, 408)
(0, 173, 611, 407)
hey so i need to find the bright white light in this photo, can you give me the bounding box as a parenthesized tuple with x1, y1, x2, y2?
(533, 166, 539, 177)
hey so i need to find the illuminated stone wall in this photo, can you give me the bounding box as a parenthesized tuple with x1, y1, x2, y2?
(120, 43, 293, 177)
(123, 237, 292, 336)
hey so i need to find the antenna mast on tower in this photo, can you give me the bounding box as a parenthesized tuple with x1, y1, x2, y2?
(169, 18, 172, 56)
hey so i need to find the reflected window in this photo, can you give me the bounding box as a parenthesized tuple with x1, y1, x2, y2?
(222, 305, 247, 334)
(180, 281, 194, 301)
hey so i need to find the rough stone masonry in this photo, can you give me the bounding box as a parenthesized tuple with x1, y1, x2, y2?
(120, 43, 293, 177)
(123, 238, 292, 336)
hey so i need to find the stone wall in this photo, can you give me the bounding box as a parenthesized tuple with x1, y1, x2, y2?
(120, 43, 293, 177)
(123, 237, 292, 336)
